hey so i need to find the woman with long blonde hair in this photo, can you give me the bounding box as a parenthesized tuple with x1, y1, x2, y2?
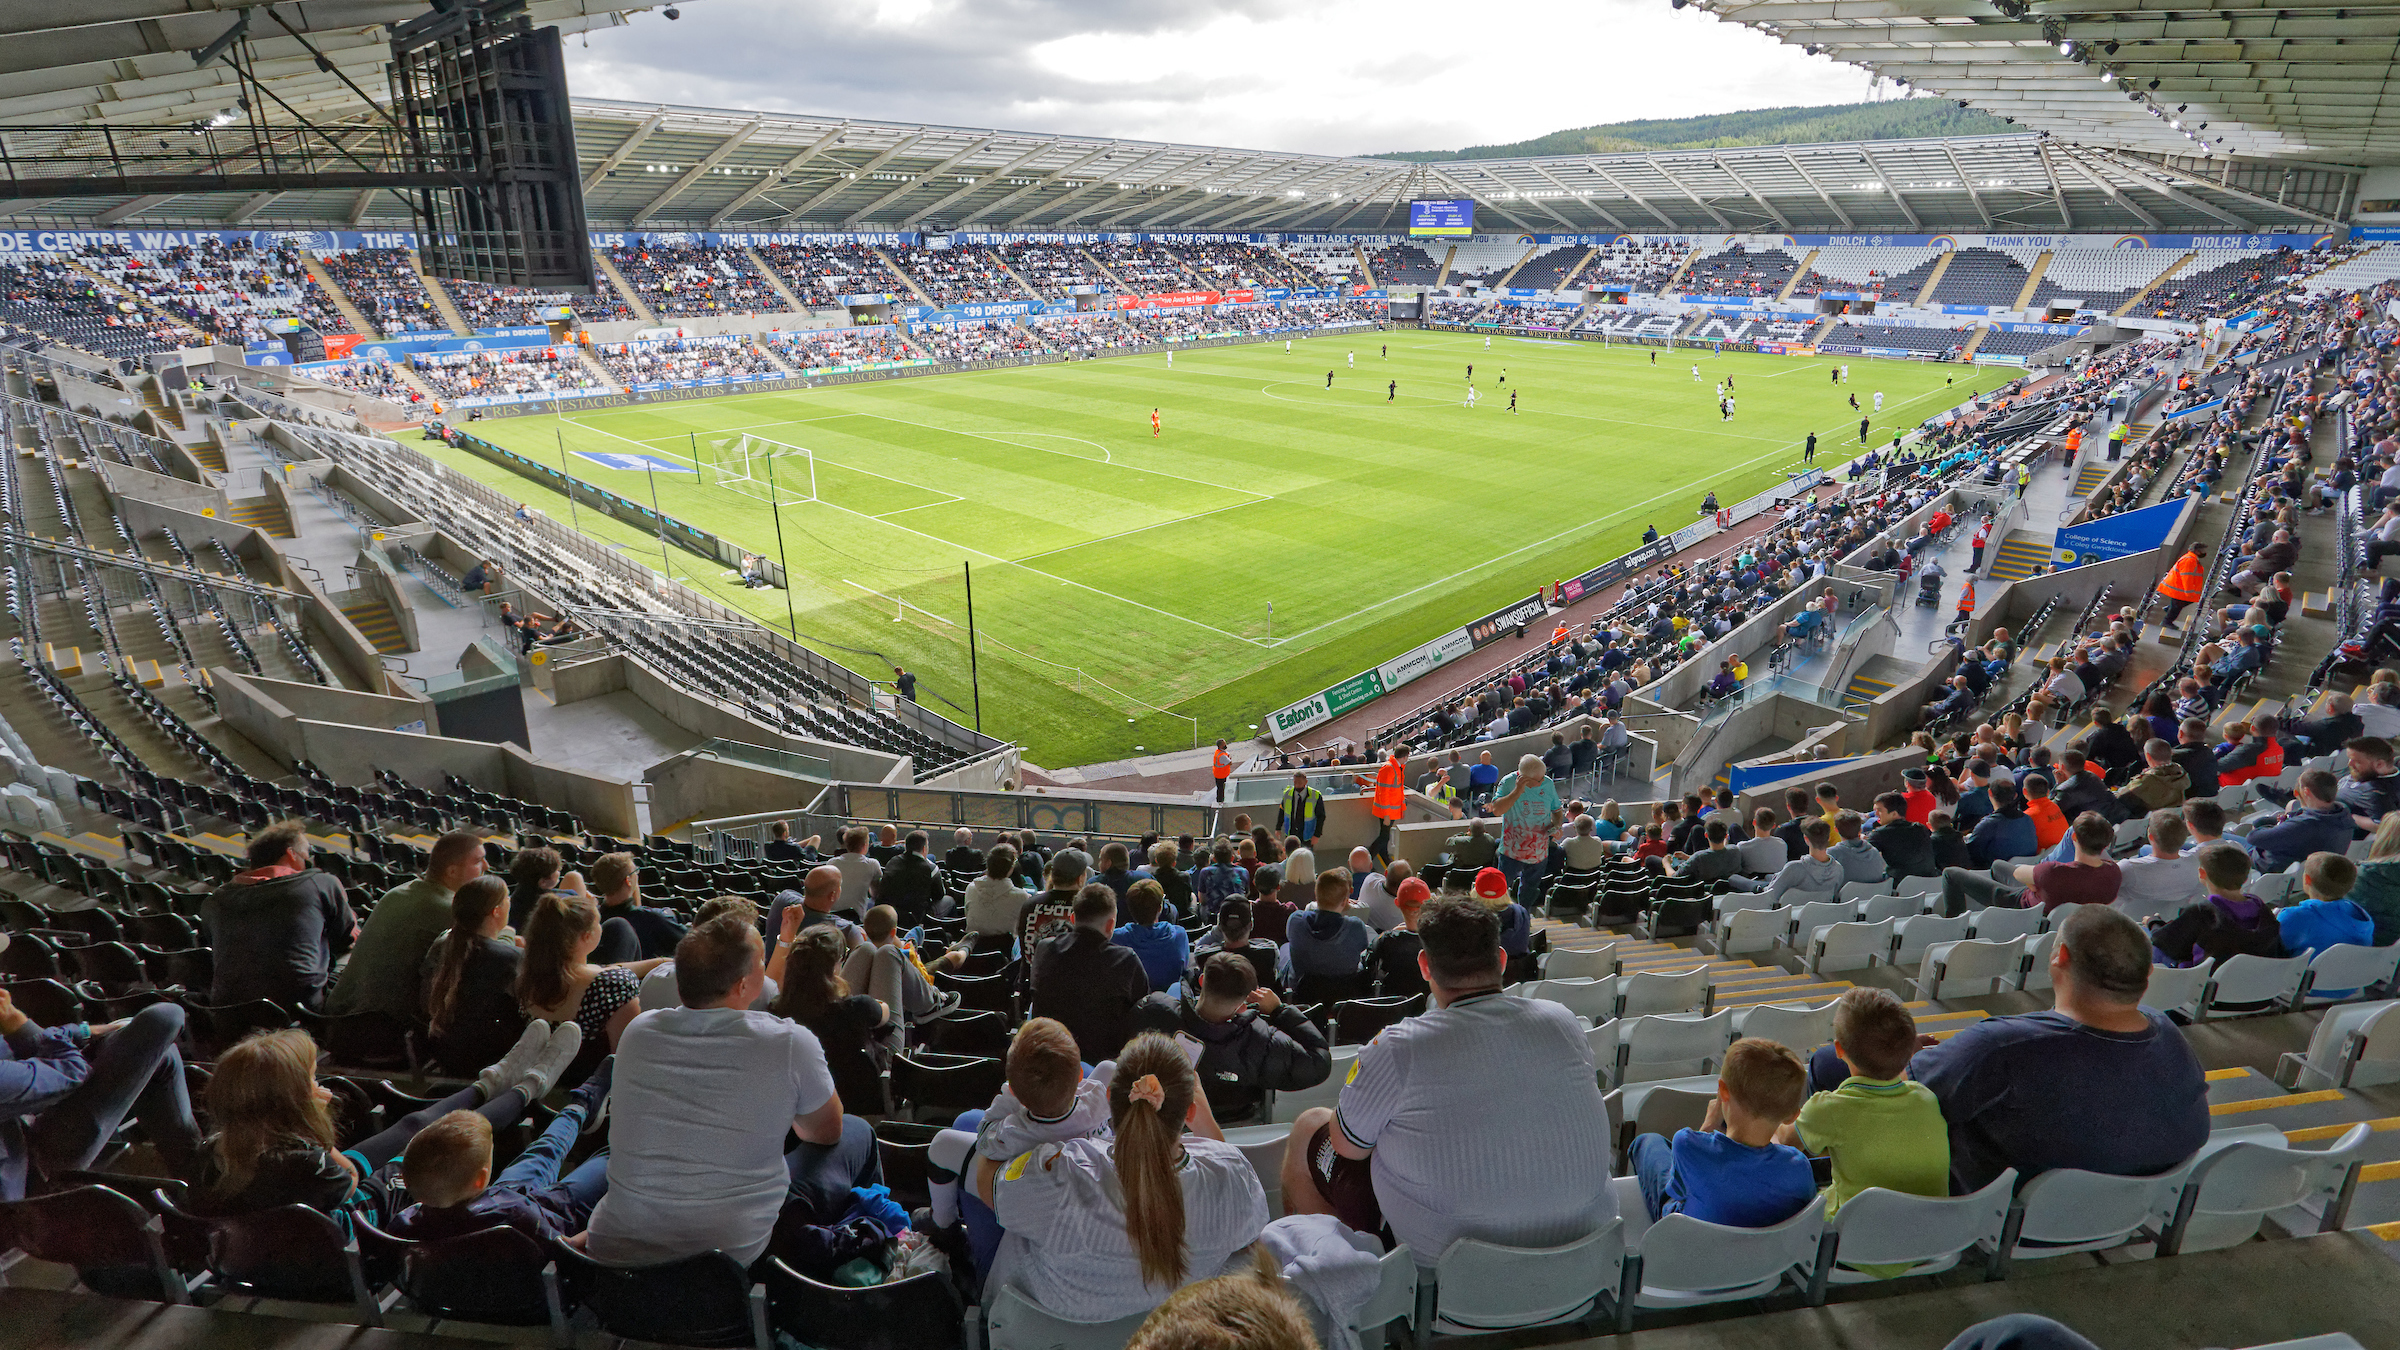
(194, 1021, 578, 1220)
(982, 1032, 1266, 1322)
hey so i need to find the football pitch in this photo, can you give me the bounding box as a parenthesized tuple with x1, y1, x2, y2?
(428, 329, 1985, 767)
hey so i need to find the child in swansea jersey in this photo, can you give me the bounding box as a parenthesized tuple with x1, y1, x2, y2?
(926, 1017, 1116, 1280)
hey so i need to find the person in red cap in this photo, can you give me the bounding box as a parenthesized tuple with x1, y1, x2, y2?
(1471, 867, 1534, 984)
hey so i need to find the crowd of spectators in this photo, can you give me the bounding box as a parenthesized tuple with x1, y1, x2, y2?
(2146, 244, 2349, 323)
(1677, 245, 1801, 299)
(444, 267, 639, 327)
(763, 326, 914, 372)
(912, 319, 1047, 363)
(752, 240, 899, 310)
(887, 244, 1030, 306)
(1479, 303, 1579, 330)
(315, 249, 447, 335)
(408, 347, 610, 402)
(73, 238, 320, 346)
(1089, 241, 1199, 292)
(1161, 240, 1312, 289)
(589, 333, 781, 386)
(0, 259, 203, 358)
(303, 358, 421, 407)
(989, 243, 1109, 299)
(605, 241, 780, 318)
(1573, 241, 1689, 291)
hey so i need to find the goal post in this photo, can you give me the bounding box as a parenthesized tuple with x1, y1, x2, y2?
(707, 433, 816, 506)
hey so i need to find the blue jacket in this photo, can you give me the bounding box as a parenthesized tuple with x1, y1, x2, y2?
(2249, 804, 2357, 872)
(0, 1020, 93, 1202)
(2276, 899, 2375, 962)
(1967, 808, 2038, 868)
(1113, 921, 1194, 992)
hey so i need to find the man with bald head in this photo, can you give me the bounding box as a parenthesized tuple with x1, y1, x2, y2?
(766, 864, 865, 972)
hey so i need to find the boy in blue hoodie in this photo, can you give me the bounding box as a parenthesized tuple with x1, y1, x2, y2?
(2278, 854, 2376, 997)
(1629, 1037, 1816, 1226)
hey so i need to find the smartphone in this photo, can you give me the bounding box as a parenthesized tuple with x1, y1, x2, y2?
(1174, 1032, 1206, 1067)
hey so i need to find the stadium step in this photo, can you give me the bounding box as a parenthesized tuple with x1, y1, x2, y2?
(1433, 244, 1458, 289)
(590, 251, 658, 324)
(1774, 249, 1819, 303)
(1957, 325, 1989, 359)
(184, 441, 226, 473)
(223, 499, 292, 538)
(2074, 460, 2114, 495)
(1353, 243, 1378, 288)
(1842, 671, 1897, 707)
(2115, 251, 2198, 317)
(1910, 250, 1955, 307)
(741, 245, 810, 312)
(2302, 590, 2335, 619)
(407, 251, 474, 336)
(1984, 531, 2052, 583)
(339, 601, 409, 655)
(296, 251, 385, 341)
(2011, 249, 2054, 310)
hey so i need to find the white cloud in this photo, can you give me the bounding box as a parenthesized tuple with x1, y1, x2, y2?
(568, 0, 1882, 154)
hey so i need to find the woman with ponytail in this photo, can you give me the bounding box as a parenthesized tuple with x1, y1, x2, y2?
(982, 1031, 1267, 1321)
(418, 875, 528, 1075)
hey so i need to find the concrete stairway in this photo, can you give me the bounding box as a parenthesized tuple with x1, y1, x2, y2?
(1911, 251, 1955, 307)
(2011, 250, 2054, 311)
(1775, 250, 1820, 304)
(297, 253, 384, 340)
(407, 251, 474, 335)
(1983, 530, 2054, 583)
(2115, 252, 2198, 317)
(224, 500, 292, 538)
(339, 600, 408, 655)
(742, 245, 810, 312)
(590, 252, 657, 324)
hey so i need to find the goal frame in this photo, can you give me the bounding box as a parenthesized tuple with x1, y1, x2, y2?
(708, 433, 817, 507)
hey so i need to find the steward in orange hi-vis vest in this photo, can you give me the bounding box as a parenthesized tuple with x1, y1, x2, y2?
(1355, 749, 1407, 864)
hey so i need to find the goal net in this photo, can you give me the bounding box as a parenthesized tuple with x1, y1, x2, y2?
(706, 433, 816, 506)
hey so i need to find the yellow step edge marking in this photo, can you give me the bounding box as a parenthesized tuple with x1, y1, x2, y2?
(1716, 983, 1855, 1006)
(2364, 1221, 2400, 1240)
(2204, 1068, 2256, 1082)
(2209, 1089, 2346, 1116)
(1914, 1010, 1987, 1024)
(2284, 1117, 2400, 1144)
(2360, 1160, 2400, 1185)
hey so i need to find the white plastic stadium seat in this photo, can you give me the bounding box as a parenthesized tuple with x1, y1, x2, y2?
(1990, 1159, 2197, 1272)
(1614, 966, 1714, 1019)
(2157, 1124, 2369, 1255)
(1714, 906, 1788, 959)
(1823, 1170, 2016, 1286)
(2197, 953, 2311, 1020)
(1809, 919, 1896, 976)
(1780, 900, 1857, 952)
(1614, 1179, 1828, 1331)
(2142, 962, 2212, 1017)
(1615, 1009, 1738, 1087)
(1835, 878, 1894, 902)
(1352, 1247, 1418, 1340)
(2016, 931, 2060, 992)
(1526, 977, 1617, 1025)
(1891, 912, 1970, 967)
(1416, 1221, 1624, 1338)
(1963, 904, 2044, 943)
(1858, 892, 1930, 925)
(2279, 1001, 2400, 1090)
(984, 1283, 1148, 1350)
(1544, 945, 1621, 981)
(1914, 937, 2024, 1000)
(1223, 1123, 1292, 1218)
(1734, 1000, 1838, 1060)
(2300, 944, 2400, 1006)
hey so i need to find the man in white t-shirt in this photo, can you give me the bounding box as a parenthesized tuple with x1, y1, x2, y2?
(582, 915, 879, 1268)
(1279, 895, 1614, 1260)
(2111, 810, 2205, 922)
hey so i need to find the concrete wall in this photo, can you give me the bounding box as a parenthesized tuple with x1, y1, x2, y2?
(1730, 744, 1928, 823)
(1859, 646, 1964, 749)
(91, 458, 227, 516)
(324, 465, 428, 536)
(645, 750, 825, 835)
(548, 651, 628, 704)
(281, 556, 395, 695)
(501, 745, 639, 838)
(567, 652, 911, 784)
(349, 549, 422, 655)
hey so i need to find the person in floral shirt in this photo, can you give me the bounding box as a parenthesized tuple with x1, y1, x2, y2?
(1488, 753, 1566, 906)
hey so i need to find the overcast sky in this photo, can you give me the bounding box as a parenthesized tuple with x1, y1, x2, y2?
(567, 0, 1882, 154)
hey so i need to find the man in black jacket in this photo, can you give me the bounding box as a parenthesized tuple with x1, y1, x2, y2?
(1868, 793, 1938, 879)
(2288, 695, 2365, 759)
(2075, 708, 2143, 786)
(1029, 886, 1151, 1064)
(877, 830, 943, 928)
(2174, 720, 2221, 799)
(201, 819, 356, 1009)
(2052, 749, 2124, 824)
(1132, 952, 1332, 1125)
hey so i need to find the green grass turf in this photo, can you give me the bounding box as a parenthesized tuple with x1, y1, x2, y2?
(428, 330, 1988, 767)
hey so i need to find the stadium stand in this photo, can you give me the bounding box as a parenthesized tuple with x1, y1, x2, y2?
(1444, 236, 1535, 286)
(72, 239, 319, 348)
(1159, 239, 1313, 289)
(1479, 302, 1581, 330)
(1821, 320, 1973, 357)
(2144, 249, 2327, 322)
(408, 347, 613, 403)
(1088, 239, 1198, 291)
(587, 333, 782, 385)
(987, 241, 1109, 299)
(443, 264, 641, 327)
(604, 241, 782, 318)
(751, 239, 904, 310)
(1679, 244, 1803, 298)
(1509, 243, 1592, 292)
(313, 249, 448, 336)
(763, 325, 915, 371)
(1975, 327, 2071, 359)
(1364, 241, 1441, 285)
(303, 358, 423, 407)
(2029, 248, 2190, 315)
(911, 318, 1047, 362)
(0, 259, 203, 359)
(887, 242, 1029, 306)
(1792, 244, 1942, 299)
(1923, 246, 2034, 308)
(1579, 239, 1689, 292)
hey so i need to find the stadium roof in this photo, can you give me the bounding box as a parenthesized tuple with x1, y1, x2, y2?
(9, 96, 2354, 234)
(1692, 0, 2400, 166)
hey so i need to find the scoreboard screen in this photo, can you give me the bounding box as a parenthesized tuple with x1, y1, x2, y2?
(1409, 199, 1475, 236)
